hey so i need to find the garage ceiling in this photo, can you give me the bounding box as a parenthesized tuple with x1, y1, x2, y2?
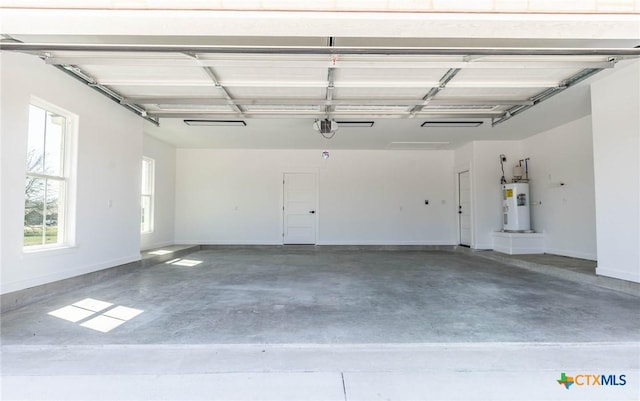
(2, 3, 639, 149)
(4, 36, 638, 129)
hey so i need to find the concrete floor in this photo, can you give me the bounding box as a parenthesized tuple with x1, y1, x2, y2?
(2, 247, 639, 400)
(492, 252, 597, 275)
(2, 247, 639, 345)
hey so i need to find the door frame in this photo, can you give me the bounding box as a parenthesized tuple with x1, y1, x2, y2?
(456, 166, 473, 247)
(281, 169, 320, 245)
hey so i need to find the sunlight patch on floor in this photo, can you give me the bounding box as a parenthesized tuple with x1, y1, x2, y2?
(165, 258, 203, 267)
(48, 298, 143, 333)
(148, 249, 172, 255)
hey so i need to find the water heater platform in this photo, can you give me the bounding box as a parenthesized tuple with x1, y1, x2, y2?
(492, 231, 544, 255)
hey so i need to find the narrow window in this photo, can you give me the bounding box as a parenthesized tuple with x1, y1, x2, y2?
(141, 157, 155, 233)
(24, 103, 74, 249)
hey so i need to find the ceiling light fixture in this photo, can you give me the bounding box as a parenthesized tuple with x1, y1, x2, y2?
(335, 121, 374, 127)
(184, 120, 246, 127)
(421, 121, 483, 128)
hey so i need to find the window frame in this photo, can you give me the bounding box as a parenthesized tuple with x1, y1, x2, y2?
(23, 98, 77, 252)
(141, 156, 155, 234)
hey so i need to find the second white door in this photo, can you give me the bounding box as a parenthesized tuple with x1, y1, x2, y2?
(283, 172, 317, 244)
(458, 170, 471, 246)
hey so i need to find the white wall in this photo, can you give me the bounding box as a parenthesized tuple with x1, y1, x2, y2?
(473, 141, 525, 249)
(454, 141, 522, 249)
(454, 129, 599, 260)
(453, 142, 474, 246)
(1, 52, 144, 294)
(591, 60, 640, 283)
(175, 149, 457, 245)
(522, 116, 597, 260)
(141, 133, 176, 250)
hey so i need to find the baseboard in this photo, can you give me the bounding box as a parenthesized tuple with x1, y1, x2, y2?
(596, 267, 640, 283)
(473, 243, 494, 250)
(0, 254, 141, 295)
(1, 255, 141, 313)
(177, 240, 457, 246)
(545, 248, 597, 261)
(140, 240, 175, 252)
(175, 240, 283, 245)
(316, 241, 456, 246)
(198, 244, 458, 253)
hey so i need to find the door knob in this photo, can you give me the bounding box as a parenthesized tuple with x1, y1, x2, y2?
(309, 210, 316, 214)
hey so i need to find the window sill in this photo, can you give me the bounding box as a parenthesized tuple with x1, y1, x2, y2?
(22, 244, 78, 258)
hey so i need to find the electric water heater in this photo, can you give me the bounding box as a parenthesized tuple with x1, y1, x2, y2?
(502, 183, 531, 232)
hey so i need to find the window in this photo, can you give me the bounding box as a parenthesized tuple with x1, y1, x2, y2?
(141, 157, 155, 233)
(24, 102, 75, 249)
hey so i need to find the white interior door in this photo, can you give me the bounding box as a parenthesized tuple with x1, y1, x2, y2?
(283, 173, 317, 244)
(458, 170, 471, 246)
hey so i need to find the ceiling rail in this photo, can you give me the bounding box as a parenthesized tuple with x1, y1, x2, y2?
(121, 97, 535, 106)
(409, 68, 461, 116)
(2, 42, 640, 57)
(491, 68, 603, 126)
(53, 64, 159, 126)
(0, 35, 158, 126)
(149, 112, 502, 119)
